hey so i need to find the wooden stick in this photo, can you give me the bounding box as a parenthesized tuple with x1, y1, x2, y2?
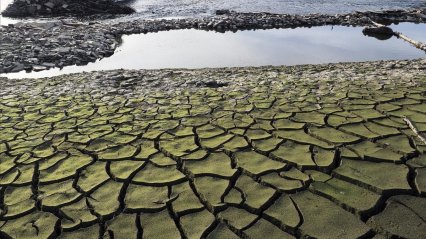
(393, 32, 426, 51)
(403, 116, 426, 145)
(368, 19, 426, 51)
(369, 19, 387, 28)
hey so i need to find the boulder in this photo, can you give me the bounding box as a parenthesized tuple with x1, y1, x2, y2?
(2, 0, 135, 18)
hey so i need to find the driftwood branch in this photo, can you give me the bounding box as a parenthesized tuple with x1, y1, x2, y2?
(368, 19, 426, 51)
(394, 32, 426, 51)
(403, 116, 426, 145)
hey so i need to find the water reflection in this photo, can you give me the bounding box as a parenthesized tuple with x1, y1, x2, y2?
(392, 23, 426, 42)
(362, 26, 394, 40)
(2, 23, 425, 79)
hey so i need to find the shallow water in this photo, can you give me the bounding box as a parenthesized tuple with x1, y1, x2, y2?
(392, 23, 426, 42)
(2, 23, 425, 79)
(124, 0, 426, 20)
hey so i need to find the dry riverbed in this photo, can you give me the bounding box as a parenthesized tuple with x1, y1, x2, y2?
(0, 59, 425, 238)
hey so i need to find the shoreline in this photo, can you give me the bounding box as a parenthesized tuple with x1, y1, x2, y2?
(1, 8, 425, 74)
(2, 58, 425, 92)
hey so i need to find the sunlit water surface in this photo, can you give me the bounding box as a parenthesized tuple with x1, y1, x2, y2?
(2, 23, 425, 79)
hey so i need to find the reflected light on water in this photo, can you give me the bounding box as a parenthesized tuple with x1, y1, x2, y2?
(1, 23, 425, 79)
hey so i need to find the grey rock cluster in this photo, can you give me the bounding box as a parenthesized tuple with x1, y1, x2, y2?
(0, 20, 118, 73)
(2, 0, 135, 17)
(197, 9, 426, 32)
(1, 8, 425, 74)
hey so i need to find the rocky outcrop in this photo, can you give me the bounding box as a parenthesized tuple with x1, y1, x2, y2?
(2, 0, 135, 17)
(0, 20, 118, 73)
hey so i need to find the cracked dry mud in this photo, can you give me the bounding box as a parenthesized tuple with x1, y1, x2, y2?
(0, 60, 425, 238)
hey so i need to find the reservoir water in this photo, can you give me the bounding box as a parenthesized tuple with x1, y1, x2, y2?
(2, 23, 425, 79)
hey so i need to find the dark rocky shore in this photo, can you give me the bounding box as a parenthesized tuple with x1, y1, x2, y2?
(2, 0, 135, 17)
(1, 8, 425, 74)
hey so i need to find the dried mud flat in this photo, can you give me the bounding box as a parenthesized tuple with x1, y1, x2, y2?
(0, 59, 426, 238)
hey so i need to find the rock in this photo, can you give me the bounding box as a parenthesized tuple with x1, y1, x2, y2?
(11, 63, 25, 72)
(3, 0, 136, 18)
(33, 65, 47, 71)
(203, 80, 228, 88)
(216, 9, 231, 15)
(362, 26, 394, 40)
(42, 62, 57, 68)
(58, 47, 71, 54)
(44, 2, 55, 9)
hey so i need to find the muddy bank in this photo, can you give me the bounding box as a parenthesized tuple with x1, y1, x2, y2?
(2, 0, 135, 18)
(2, 59, 425, 92)
(1, 9, 425, 74)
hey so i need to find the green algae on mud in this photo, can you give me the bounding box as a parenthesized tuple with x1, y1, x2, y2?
(0, 59, 426, 238)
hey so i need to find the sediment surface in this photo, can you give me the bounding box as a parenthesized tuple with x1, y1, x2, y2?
(1, 8, 425, 74)
(0, 59, 425, 238)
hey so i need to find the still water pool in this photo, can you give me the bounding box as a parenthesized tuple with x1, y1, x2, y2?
(2, 23, 425, 79)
